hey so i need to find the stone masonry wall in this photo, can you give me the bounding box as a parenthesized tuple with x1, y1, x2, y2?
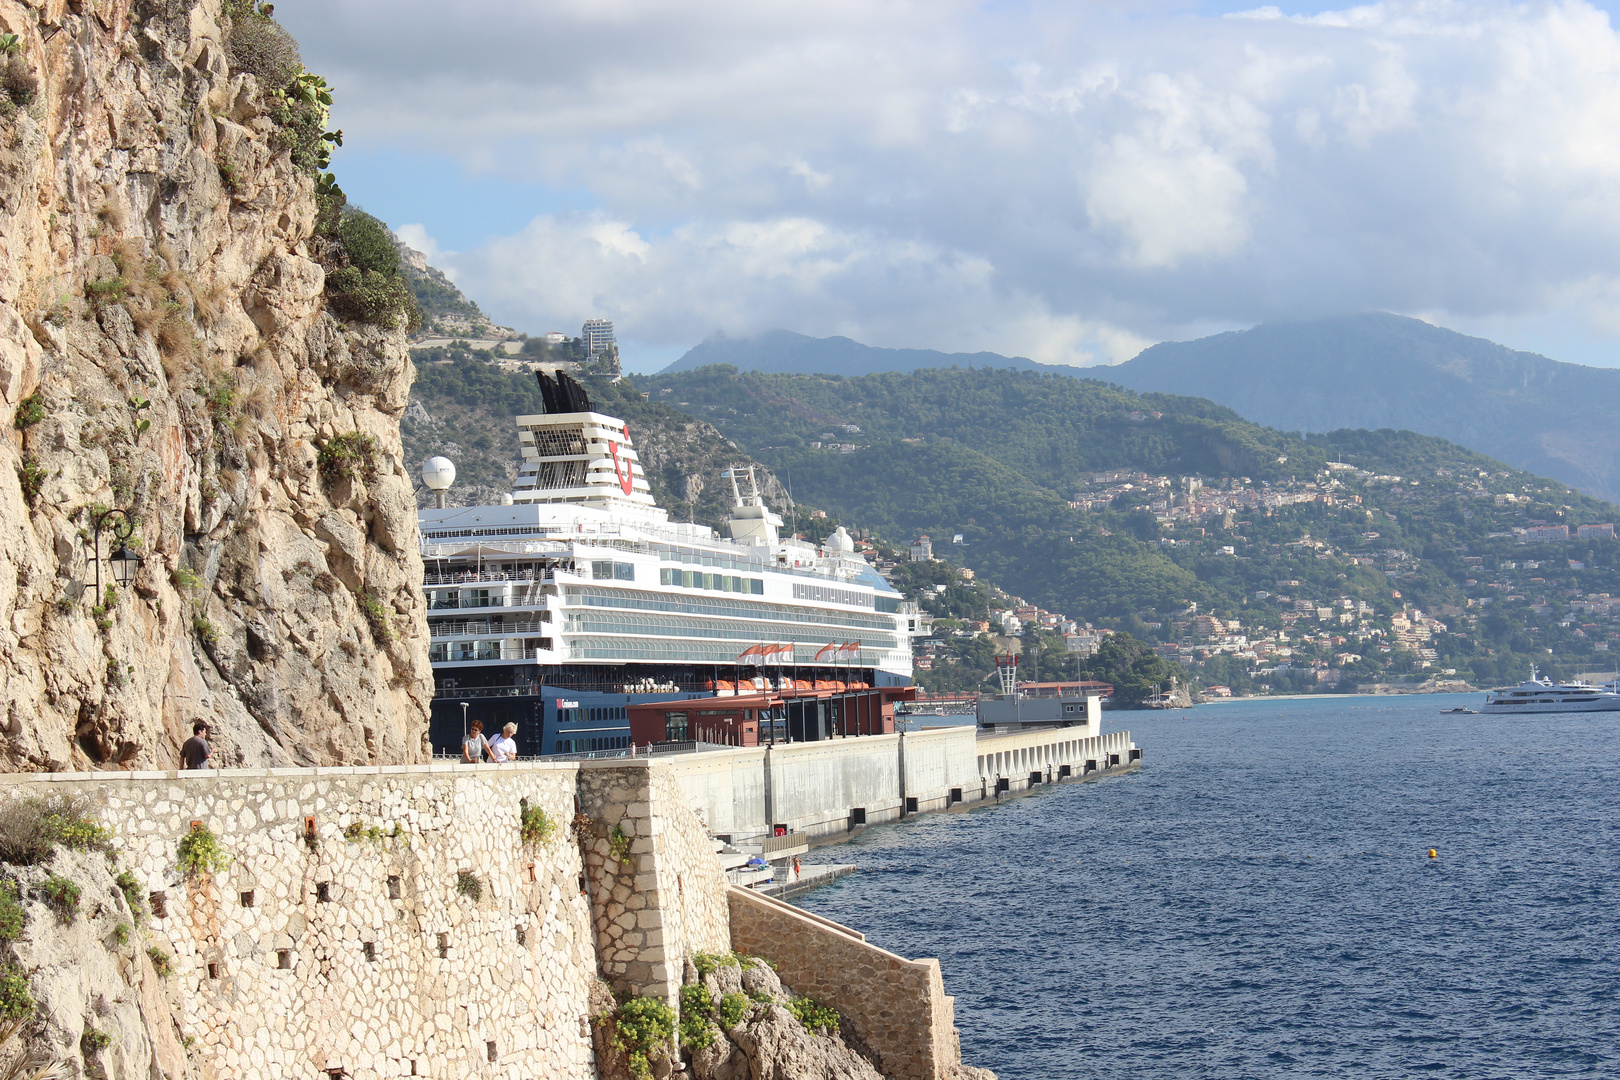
(576, 759, 730, 1007)
(0, 758, 984, 1080)
(728, 886, 967, 1080)
(0, 763, 600, 1080)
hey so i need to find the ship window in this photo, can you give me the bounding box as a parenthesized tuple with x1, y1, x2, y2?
(615, 562, 635, 581)
(752, 579, 764, 594)
(592, 561, 614, 580)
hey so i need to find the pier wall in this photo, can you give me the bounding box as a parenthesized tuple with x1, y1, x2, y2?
(666, 726, 1138, 842)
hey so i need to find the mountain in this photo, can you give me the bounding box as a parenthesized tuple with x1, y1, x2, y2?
(659, 329, 1056, 378)
(1105, 313, 1620, 503)
(645, 364, 1620, 695)
(395, 239, 517, 341)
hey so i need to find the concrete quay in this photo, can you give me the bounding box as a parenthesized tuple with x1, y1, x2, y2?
(666, 721, 1141, 847)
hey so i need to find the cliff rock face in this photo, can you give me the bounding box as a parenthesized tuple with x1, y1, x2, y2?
(0, 0, 432, 770)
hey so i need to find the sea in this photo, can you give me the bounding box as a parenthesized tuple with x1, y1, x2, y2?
(796, 693, 1620, 1079)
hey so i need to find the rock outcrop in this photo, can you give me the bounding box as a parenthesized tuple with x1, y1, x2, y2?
(0, 0, 433, 770)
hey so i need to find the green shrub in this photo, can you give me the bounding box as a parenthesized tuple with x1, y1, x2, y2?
(520, 805, 555, 845)
(337, 211, 400, 276)
(172, 567, 203, 591)
(608, 824, 632, 864)
(316, 431, 379, 484)
(0, 881, 23, 940)
(0, 33, 23, 56)
(12, 394, 44, 429)
(39, 875, 80, 921)
(3, 54, 36, 108)
(116, 870, 143, 918)
(16, 456, 44, 506)
(787, 996, 840, 1036)
(354, 589, 393, 646)
(80, 1025, 111, 1054)
(192, 615, 220, 647)
(112, 921, 131, 946)
(606, 996, 675, 1080)
(146, 947, 173, 978)
(85, 275, 129, 311)
(0, 964, 33, 1019)
(0, 795, 109, 864)
(204, 373, 237, 427)
(325, 267, 420, 331)
(177, 825, 229, 877)
(717, 991, 751, 1029)
(691, 951, 739, 979)
(455, 870, 481, 901)
(224, 5, 301, 86)
(678, 984, 714, 1050)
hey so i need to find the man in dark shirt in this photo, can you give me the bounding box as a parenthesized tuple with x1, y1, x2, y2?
(182, 721, 212, 770)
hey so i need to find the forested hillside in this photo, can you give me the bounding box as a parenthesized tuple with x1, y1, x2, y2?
(641, 365, 1620, 694)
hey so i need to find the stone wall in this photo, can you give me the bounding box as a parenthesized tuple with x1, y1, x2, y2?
(576, 759, 731, 1007)
(728, 887, 964, 1080)
(0, 763, 599, 1079)
(0, 758, 992, 1080)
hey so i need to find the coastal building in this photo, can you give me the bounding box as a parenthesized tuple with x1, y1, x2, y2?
(581, 318, 615, 359)
(910, 535, 933, 561)
(417, 372, 913, 758)
(1577, 523, 1616, 539)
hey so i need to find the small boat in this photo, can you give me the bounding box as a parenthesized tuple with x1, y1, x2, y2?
(1443, 707, 1476, 714)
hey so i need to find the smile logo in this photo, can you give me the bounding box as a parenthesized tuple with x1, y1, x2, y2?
(608, 441, 635, 495)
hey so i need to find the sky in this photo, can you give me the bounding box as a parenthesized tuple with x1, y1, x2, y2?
(279, 0, 1620, 373)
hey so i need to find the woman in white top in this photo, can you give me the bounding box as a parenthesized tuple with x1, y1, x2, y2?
(488, 723, 519, 763)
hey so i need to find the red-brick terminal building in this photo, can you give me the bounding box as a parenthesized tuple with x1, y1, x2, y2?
(628, 687, 915, 748)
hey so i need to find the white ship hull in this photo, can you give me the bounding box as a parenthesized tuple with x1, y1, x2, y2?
(1481, 668, 1620, 713)
(1480, 696, 1620, 714)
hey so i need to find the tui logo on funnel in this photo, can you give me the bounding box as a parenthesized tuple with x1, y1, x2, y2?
(607, 441, 635, 495)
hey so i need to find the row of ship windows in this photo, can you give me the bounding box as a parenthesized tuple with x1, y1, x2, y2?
(660, 568, 765, 594)
(568, 611, 895, 650)
(570, 587, 897, 631)
(554, 706, 627, 724)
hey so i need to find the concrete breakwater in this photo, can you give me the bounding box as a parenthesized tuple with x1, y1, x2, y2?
(0, 759, 994, 1080)
(667, 725, 1140, 843)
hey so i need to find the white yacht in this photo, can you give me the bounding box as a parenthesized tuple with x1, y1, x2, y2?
(1480, 667, 1620, 713)
(416, 371, 921, 757)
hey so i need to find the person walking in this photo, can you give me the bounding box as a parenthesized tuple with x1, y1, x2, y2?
(489, 723, 518, 763)
(181, 720, 213, 770)
(462, 720, 491, 764)
(792, 855, 802, 881)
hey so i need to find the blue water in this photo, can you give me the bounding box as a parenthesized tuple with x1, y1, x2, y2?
(796, 695, 1620, 1078)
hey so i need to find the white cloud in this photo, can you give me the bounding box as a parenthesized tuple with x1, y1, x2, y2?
(281, 0, 1620, 365)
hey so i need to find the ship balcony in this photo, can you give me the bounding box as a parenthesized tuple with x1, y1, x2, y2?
(422, 569, 557, 586)
(428, 620, 551, 638)
(427, 595, 552, 612)
(429, 641, 553, 664)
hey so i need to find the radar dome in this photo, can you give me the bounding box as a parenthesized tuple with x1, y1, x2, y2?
(421, 457, 456, 491)
(824, 526, 855, 554)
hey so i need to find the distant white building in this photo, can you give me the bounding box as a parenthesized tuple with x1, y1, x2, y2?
(581, 319, 615, 359)
(910, 535, 933, 562)
(544, 331, 567, 345)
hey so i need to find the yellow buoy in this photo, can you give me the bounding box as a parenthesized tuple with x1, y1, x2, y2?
(1428, 849, 1438, 859)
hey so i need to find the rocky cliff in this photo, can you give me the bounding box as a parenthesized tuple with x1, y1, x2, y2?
(0, 0, 433, 771)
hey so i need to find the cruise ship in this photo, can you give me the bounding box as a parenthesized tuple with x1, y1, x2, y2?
(416, 372, 918, 757)
(1481, 667, 1620, 714)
